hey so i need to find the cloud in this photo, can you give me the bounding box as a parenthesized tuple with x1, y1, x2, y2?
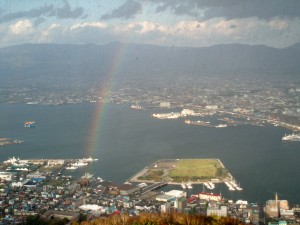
(101, 0, 142, 20)
(10, 19, 34, 34)
(1, 16, 299, 49)
(70, 21, 107, 30)
(0, 0, 84, 23)
(151, 0, 300, 20)
(0, 5, 54, 23)
(109, 17, 299, 48)
(56, 0, 84, 19)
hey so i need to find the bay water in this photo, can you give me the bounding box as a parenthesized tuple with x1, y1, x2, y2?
(0, 103, 299, 204)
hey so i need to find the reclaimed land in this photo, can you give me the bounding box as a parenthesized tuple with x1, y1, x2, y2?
(129, 158, 230, 184)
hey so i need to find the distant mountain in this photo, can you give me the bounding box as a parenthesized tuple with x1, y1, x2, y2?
(0, 42, 299, 88)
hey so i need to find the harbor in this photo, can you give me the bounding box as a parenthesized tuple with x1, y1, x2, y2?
(2, 156, 99, 176)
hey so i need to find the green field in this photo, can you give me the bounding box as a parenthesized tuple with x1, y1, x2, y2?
(134, 158, 229, 183)
(169, 159, 227, 182)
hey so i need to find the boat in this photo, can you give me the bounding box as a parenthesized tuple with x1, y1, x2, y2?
(24, 121, 35, 128)
(65, 166, 77, 170)
(282, 133, 300, 142)
(204, 182, 214, 190)
(98, 177, 105, 182)
(71, 161, 88, 167)
(137, 182, 148, 187)
(215, 124, 227, 128)
(186, 180, 193, 189)
(181, 181, 187, 189)
(224, 181, 235, 191)
(131, 104, 143, 110)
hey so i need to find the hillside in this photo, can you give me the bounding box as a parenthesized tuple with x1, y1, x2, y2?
(0, 42, 299, 89)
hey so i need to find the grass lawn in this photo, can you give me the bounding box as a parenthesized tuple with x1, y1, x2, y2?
(169, 159, 225, 181)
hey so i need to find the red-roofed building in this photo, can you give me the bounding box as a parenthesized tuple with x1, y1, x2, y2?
(199, 192, 221, 201)
(187, 196, 197, 204)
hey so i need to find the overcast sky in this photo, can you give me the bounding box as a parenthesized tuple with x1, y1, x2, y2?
(1, 0, 300, 48)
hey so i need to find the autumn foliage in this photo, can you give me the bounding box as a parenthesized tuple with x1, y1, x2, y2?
(71, 212, 244, 225)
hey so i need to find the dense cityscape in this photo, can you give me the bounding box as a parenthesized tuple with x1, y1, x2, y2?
(0, 156, 300, 225)
(3, 77, 300, 131)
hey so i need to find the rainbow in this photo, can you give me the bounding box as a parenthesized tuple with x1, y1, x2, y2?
(85, 42, 128, 158)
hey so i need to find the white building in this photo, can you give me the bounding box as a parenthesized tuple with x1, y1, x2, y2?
(207, 206, 227, 217)
(160, 102, 171, 108)
(79, 204, 105, 213)
(206, 105, 218, 110)
(165, 190, 186, 198)
(199, 192, 221, 201)
(0, 172, 14, 181)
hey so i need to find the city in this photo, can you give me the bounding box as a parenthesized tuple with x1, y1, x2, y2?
(3, 76, 300, 132)
(0, 156, 299, 224)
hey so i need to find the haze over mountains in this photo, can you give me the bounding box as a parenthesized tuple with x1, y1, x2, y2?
(1, 42, 299, 89)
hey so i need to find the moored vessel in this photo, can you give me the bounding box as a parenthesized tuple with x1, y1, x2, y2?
(24, 121, 35, 128)
(282, 133, 300, 142)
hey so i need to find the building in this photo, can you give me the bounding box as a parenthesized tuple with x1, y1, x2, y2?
(207, 205, 227, 217)
(265, 194, 289, 219)
(165, 190, 186, 198)
(0, 172, 15, 181)
(41, 210, 79, 222)
(119, 184, 140, 196)
(199, 192, 221, 201)
(205, 105, 218, 110)
(174, 197, 187, 210)
(160, 102, 170, 108)
(161, 202, 171, 212)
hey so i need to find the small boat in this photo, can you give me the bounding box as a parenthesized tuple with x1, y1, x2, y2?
(65, 166, 77, 170)
(24, 121, 35, 128)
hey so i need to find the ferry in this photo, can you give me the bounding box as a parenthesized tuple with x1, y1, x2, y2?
(71, 161, 88, 167)
(215, 124, 227, 128)
(24, 121, 35, 128)
(82, 157, 98, 162)
(282, 133, 300, 142)
(131, 104, 143, 110)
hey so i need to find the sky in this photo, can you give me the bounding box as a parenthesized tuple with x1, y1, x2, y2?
(1, 0, 300, 48)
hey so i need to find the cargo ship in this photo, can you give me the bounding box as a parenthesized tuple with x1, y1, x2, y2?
(24, 121, 35, 128)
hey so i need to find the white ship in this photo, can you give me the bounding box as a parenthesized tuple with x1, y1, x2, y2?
(137, 182, 148, 187)
(152, 112, 181, 119)
(282, 133, 300, 142)
(225, 181, 235, 191)
(131, 105, 143, 110)
(181, 181, 187, 189)
(186, 180, 193, 189)
(215, 124, 227, 128)
(71, 160, 88, 167)
(65, 166, 78, 170)
(82, 157, 98, 162)
(204, 182, 215, 190)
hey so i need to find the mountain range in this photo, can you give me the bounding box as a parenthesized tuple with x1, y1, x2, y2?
(0, 42, 299, 88)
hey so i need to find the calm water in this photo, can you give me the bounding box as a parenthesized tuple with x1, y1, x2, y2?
(0, 103, 299, 204)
